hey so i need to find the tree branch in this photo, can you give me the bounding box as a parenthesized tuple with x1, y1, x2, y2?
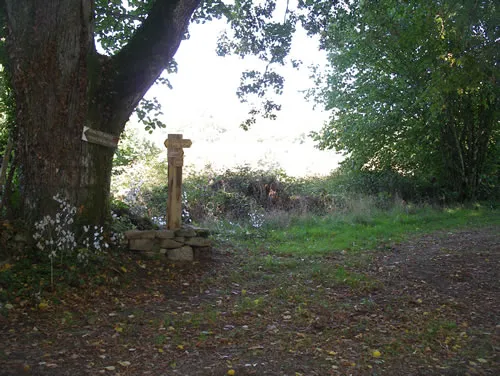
(104, 0, 201, 131)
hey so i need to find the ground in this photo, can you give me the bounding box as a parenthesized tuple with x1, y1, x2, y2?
(1, 227, 498, 375)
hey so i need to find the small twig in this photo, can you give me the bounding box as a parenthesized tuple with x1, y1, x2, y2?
(0, 137, 13, 189)
(283, 0, 290, 23)
(110, 266, 124, 275)
(1, 150, 17, 217)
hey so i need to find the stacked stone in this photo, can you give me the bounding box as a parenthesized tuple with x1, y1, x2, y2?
(124, 226, 211, 261)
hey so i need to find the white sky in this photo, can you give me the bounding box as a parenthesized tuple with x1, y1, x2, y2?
(132, 17, 344, 177)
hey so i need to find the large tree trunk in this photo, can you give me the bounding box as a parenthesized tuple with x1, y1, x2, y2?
(4, 0, 105, 223)
(2, 0, 200, 224)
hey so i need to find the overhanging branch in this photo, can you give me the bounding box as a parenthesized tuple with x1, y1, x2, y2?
(105, 0, 201, 129)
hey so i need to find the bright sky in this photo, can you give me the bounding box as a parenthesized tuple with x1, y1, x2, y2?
(132, 17, 344, 177)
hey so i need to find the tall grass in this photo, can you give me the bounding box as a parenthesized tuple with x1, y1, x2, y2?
(256, 203, 499, 255)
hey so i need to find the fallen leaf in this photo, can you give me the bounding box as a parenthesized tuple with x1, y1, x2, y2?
(248, 345, 264, 350)
(118, 361, 131, 367)
(0, 263, 13, 272)
(104, 366, 115, 371)
(227, 370, 235, 376)
(372, 350, 382, 358)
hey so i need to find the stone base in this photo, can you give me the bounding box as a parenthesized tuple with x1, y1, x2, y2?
(124, 225, 212, 261)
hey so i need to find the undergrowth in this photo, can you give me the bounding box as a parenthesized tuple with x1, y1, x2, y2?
(220, 203, 500, 256)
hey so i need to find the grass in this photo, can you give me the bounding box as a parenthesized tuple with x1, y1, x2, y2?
(256, 205, 500, 255)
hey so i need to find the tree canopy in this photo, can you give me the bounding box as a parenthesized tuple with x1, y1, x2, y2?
(312, 0, 499, 200)
(93, 0, 339, 128)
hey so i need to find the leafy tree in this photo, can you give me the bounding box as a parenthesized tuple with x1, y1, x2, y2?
(312, 0, 499, 200)
(112, 127, 160, 176)
(0, 0, 339, 225)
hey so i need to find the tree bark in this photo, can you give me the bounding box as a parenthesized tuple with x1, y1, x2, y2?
(1, 0, 201, 224)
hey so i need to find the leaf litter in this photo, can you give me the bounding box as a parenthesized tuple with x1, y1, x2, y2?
(0, 227, 498, 375)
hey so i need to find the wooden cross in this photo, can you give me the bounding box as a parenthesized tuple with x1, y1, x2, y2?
(164, 134, 192, 230)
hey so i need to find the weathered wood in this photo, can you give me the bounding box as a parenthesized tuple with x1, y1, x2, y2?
(82, 126, 120, 148)
(164, 138, 192, 149)
(165, 134, 192, 230)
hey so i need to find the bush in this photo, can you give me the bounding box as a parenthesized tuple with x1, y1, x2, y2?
(112, 157, 499, 232)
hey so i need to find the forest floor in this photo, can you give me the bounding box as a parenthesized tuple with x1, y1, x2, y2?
(0, 227, 499, 375)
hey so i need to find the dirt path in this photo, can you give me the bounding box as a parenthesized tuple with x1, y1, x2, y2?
(1, 227, 498, 375)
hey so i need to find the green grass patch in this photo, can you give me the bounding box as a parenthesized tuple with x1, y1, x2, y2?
(259, 206, 499, 255)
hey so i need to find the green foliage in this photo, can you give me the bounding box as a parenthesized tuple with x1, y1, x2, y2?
(135, 97, 167, 134)
(94, 0, 154, 54)
(110, 199, 157, 230)
(311, 0, 499, 201)
(111, 128, 170, 225)
(183, 165, 333, 223)
(318, 168, 443, 205)
(113, 126, 161, 175)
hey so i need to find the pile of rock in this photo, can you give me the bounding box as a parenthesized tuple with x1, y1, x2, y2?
(124, 226, 212, 261)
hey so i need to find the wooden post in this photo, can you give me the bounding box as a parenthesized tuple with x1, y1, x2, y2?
(164, 134, 192, 230)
